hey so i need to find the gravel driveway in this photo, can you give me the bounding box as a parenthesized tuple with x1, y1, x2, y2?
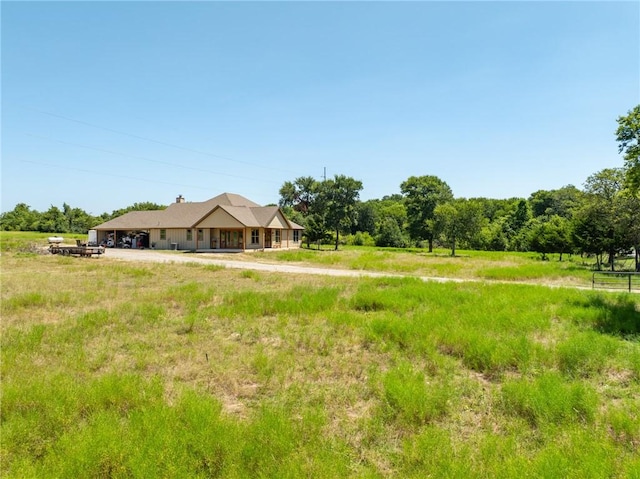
(103, 249, 638, 293)
(104, 248, 464, 283)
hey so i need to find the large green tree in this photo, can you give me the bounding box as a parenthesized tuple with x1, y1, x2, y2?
(400, 175, 453, 252)
(529, 186, 582, 219)
(616, 105, 640, 193)
(0, 203, 40, 231)
(318, 175, 363, 250)
(353, 201, 378, 236)
(573, 168, 628, 270)
(527, 215, 573, 261)
(279, 174, 363, 250)
(1, 201, 166, 233)
(616, 191, 640, 271)
(279, 176, 322, 247)
(278, 176, 318, 214)
(433, 199, 485, 256)
(107, 202, 166, 220)
(38, 206, 68, 233)
(304, 213, 330, 249)
(62, 203, 101, 233)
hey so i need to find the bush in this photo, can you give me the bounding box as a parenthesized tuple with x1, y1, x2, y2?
(344, 232, 376, 246)
(376, 218, 407, 248)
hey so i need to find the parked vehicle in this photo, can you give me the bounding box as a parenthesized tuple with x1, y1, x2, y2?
(48, 238, 105, 257)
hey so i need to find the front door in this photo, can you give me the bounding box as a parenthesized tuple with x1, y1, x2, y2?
(220, 230, 243, 249)
(265, 229, 272, 248)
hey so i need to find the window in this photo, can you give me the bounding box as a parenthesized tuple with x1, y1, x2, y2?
(186, 229, 192, 241)
(251, 229, 259, 244)
(275, 229, 281, 243)
(197, 229, 204, 241)
(293, 230, 299, 242)
(160, 229, 166, 240)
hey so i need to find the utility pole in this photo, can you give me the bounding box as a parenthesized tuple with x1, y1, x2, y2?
(323, 167, 327, 182)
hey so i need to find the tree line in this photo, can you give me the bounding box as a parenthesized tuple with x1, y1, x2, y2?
(2, 105, 638, 270)
(277, 105, 639, 271)
(278, 168, 639, 271)
(0, 202, 165, 235)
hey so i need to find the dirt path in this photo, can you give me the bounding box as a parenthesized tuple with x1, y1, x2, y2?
(105, 248, 455, 279)
(99, 249, 640, 294)
(103, 249, 575, 288)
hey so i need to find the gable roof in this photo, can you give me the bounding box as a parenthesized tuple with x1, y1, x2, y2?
(250, 205, 281, 228)
(93, 193, 302, 230)
(91, 210, 166, 230)
(216, 205, 262, 228)
(203, 193, 261, 208)
(288, 220, 305, 230)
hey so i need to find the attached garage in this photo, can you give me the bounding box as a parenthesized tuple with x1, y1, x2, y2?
(92, 193, 304, 252)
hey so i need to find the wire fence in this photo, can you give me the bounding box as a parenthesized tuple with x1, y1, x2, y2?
(592, 272, 640, 292)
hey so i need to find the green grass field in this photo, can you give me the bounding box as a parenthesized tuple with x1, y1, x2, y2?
(2, 233, 639, 477)
(249, 246, 603, 287)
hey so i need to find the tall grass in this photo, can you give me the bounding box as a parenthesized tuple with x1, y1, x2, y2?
(501, 372, 598, 426)
(0, 231, 86, 252)
(5, 377, 351, 478)
(249, 245, 596, 286)
(556, 331, 619, 377)
(1, 250, 639, 477)
(381, 362, 451, 426)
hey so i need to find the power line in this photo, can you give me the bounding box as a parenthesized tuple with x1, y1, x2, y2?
(23, 106, 301, 175)
(18, 159, 254, 191)
(25, 133, 281, 184)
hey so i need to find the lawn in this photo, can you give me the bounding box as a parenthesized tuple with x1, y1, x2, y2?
(1, 235, 639, 477)
(249, 246, 598, 287)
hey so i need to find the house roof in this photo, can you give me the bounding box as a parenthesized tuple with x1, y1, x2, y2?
(92, 210, 166, 230)
(93, 193, 302, 231)
(250, 205, 281, 227)
(288, 220, 305, 230)
(203, 192, 261, 208)
(218, 205, 262, 228)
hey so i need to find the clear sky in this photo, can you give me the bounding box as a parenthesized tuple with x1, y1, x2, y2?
(2, 1, 639, 215)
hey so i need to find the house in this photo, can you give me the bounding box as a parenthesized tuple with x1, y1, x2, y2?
(92, 193, 304, 251)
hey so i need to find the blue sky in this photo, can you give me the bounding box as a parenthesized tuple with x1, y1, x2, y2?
(2, 1, 639, 215)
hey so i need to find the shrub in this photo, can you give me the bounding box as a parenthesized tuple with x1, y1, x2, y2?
(376, 218, 407, 248)
(345, 231, 376, 246)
